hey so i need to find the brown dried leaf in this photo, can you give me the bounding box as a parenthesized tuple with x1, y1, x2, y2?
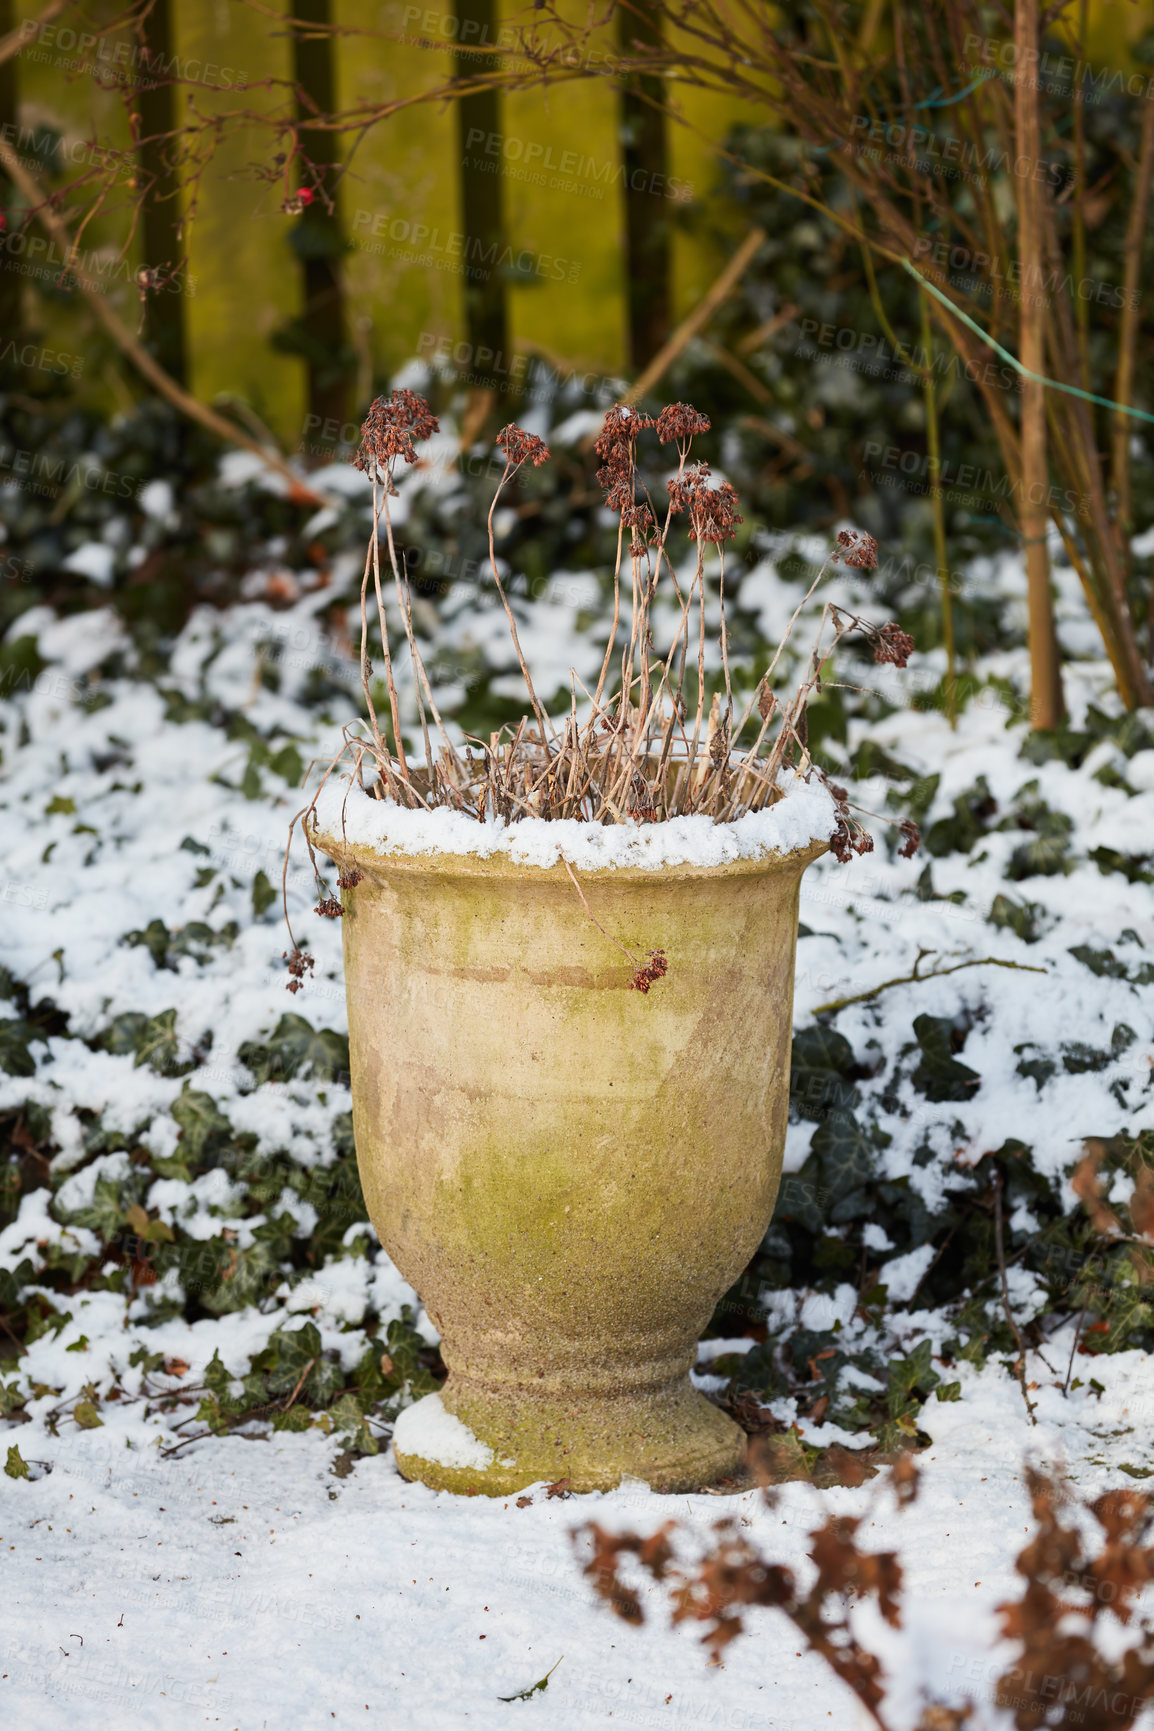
(1073, 1142, 1125, 1237)
(749, 1429, 811, 1485)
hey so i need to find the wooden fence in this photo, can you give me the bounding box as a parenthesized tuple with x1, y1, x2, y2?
(3, 0, 762, 444)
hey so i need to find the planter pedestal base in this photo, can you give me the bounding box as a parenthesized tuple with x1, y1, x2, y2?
(392, 1376, 746, 1496)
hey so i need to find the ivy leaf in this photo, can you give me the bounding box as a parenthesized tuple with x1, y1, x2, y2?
(790, 1028, 859, 1122)
(924, 776, 996, 857)
(239, 1014, 349, 1086)
(64, 1173, 134, 1242)
(124, 918, 173, 970)
(4, 1444, 30, 1479)
(171, 1087, 233, 1164)
(261, 1321, 344, 1409)
(196, 1238, 281, 1317)
(124, 1202, 173, 1244)
(73, 1399, 103, 1429)
(811, 1109, 874, 1217)
(990, 894, 1045, 944)
(0, 1018, 39, 1077)
(886, 1339, 940, 1419)
(252, 870, 277, 918)
(1068, 945, 1128, 980)
(99, 1008, 187, 1075)
(132, 1009, 185, 1073)
(269, 743, 304, 786)
(911, 1015, 981, 1104)
(774, 1157, 827, 1235)
(329, 1391, 380, 1457)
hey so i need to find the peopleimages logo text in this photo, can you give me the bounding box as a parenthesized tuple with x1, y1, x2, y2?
(351, 213, 581, 283)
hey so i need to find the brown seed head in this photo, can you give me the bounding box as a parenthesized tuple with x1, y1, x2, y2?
(630, 949, 669, 994)
(283, 947, 315, 992)
(836, 527, 879, 570)
(873, 622, 916, 668)
(898, 818, 921, 859)
(655, 403, 710, 444)
(496, 424, 551, 468)
(354, 389, 440, 477)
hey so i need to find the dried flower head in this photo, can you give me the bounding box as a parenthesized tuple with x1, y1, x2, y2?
(668, 464, 743, 542)
(693, 479, 743, 545)
(655, 403, 710, 445)
(630, 949, 668, 994)
(314, 895, 344, 919)
(337, 865, 364, 890)
(829, 815, 852, 863)
(354, 389, 440, 477)
(283, 947, 315, 993)
(873, 622, 916, 668)
(898, 819, 921, 859)
(595, 404, 652, 462)
(595, 406, 652, 514)
(496, 424, 551, 468)
(826, 783, 874, 863)
(836, 527, 879, 570)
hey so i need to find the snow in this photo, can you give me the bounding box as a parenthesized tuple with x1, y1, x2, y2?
(138, 479, 174, 521)
(3, 1345, 1154, 1729)
(393, 1392, 497, 1471)
(60, 541, 116, 586)
(879, 1244, 936, 1302)
(311, 768, 837, 871)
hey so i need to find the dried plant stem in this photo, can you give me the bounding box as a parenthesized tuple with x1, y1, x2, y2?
(562, 860, 641, 967)
(486, 462, 555, 746)
(378, 483, 435, 778)
(993, 1165, 1038, 1426)
(368, 483, 414, 797)
(592, 519, 625, 715)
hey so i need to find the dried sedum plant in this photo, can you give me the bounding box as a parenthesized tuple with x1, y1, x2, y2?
(573, 1458, 1154, 1731)
(283, 391, 918, 986)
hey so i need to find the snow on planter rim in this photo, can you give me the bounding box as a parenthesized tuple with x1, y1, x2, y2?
(310, 768, 837, 873)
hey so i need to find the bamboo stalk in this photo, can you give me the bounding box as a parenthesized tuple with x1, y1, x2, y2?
(620, 226, 767, 406)
(919, 290, 957, 729)
(1014, 0, 1064, 730)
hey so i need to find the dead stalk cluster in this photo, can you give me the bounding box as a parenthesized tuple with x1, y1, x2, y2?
(284, 390, 917, 983)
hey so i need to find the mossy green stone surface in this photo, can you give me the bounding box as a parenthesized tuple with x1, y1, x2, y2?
(313, 830, 825, 1494)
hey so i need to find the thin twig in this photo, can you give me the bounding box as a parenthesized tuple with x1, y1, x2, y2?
(811, 954, 1048, 1016)
(993, 1166, 1037, 1426)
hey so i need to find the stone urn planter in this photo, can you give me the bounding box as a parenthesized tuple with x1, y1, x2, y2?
(312, 781, 831, 1495)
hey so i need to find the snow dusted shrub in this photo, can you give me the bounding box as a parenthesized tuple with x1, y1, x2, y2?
(574, 1458, 1154, 1731)
(284, 391, 919, 986)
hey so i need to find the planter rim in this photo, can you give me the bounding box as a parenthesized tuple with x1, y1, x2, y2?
(308, 770, 835, 881)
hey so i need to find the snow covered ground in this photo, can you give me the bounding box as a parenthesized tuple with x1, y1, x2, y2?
(2, 437, 1154, 1727)
(4, 1347, 1154, 1730)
